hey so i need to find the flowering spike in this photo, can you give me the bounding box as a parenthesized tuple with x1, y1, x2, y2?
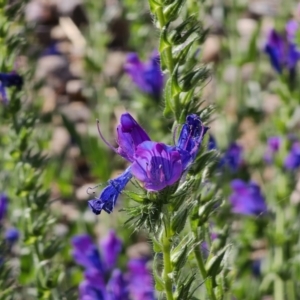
(88, 167, 132, 215)
(284, 142, 300, 170)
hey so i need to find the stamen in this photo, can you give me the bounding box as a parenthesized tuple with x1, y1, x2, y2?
(96, 119, 118, 153)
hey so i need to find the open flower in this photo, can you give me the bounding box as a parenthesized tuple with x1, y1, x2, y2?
(91, 113, 208, 214)
(0, 72, 23, 104)
(131, 142, 183, 191)
(229, 179, 267, 216)
(124, 51, 164, 99)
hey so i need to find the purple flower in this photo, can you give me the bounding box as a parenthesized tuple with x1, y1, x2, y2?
(0, 72, 23, 104)
(107, 269, 130, 300)
(265, 25, 300, 73)
(220, 143, 243, 172)
(5, 228, 19, 244)
(229, 179, 267, 216)
(79, 270, 107, 300)
(97, 113, 150, 163)
(176, 114, 209, 168)
(284, 142, 300, 170)
(100, 230, 122, 270)
(208, 135, 217, 150)
(127, 258, 155, 300)
(264, 136, 281, 163)
(88, 167, 133, 215)
(131, 142, 183, 191)
(72, 235, 103, 271)
(124, 51, 164, 99)
(92, 113, 208, 214)
(0, 193, 8, 221)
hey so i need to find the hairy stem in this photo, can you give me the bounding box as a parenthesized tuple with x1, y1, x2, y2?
(274, 207, 285, 300)
(192, 228, 217, 300)
(162, 211, 174, 300)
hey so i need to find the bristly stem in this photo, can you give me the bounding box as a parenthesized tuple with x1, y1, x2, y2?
(192, 227, 217, 300)
(155, 7, 181, 121)
(162, 210, 174, 300)
(274, 207, 285, 300)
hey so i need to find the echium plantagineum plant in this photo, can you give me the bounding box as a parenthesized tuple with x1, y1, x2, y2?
(0, 1, 64, 298)
(87, 0, 230, 299)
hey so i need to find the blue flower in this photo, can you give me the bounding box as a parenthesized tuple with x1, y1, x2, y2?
(127, 258, 156, 300)
(0, 72, 23, 104)
(0, 193, 8, 222)
(124, 51, 164, 99)
(284, 142, 300, 170)
(100, 230, 122, 270)
(229, 179, 267, 216)
(72, 235, 103, 271)
(88, 167, 133, 215)
(5, 228, 19, 244)
(265, 23, 300, 73)
(207, 135, 217, 150)
(220, 143, 243, 172)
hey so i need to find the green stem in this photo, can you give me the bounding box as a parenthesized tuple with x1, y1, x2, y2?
(286, 280, 296, 300)
(192, 228, 217, 300)
(162, 211, 174, 300)
(274, 207, 285, 300)
(156, 7, 181, 121)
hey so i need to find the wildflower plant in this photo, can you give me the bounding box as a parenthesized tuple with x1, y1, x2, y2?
(87, 0, 226, 298)
(0, 1, 64, 298)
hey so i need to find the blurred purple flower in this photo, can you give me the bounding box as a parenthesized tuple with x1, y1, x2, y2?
(264, 136, 281, 163)
(0, 72, 23, 104)
(220, 143, 243, 172)
(72, 235, 103, 271)
(107, 269, 130, 300)
(265, 24, 300, 73)
(5, 228, 19, 244)
(124, 51, 164, 99)
(79, 269, 107, 300)
(127, 258, 155, 300)
(229, 179, 267, 216)
(88, 167, 132, 215)
(208, 134, 217, 151)
(284, 142, 300, 170)
(100, 230, 122, 270)
(0, 193, 8, 222)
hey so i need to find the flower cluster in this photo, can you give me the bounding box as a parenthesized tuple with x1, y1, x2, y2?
(0, 72, 23, 104)
(89, 113, 208, 215)
(265, 20, 300, 73)
(72, 230, 155, 300)
(124, 52, 164, 100)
